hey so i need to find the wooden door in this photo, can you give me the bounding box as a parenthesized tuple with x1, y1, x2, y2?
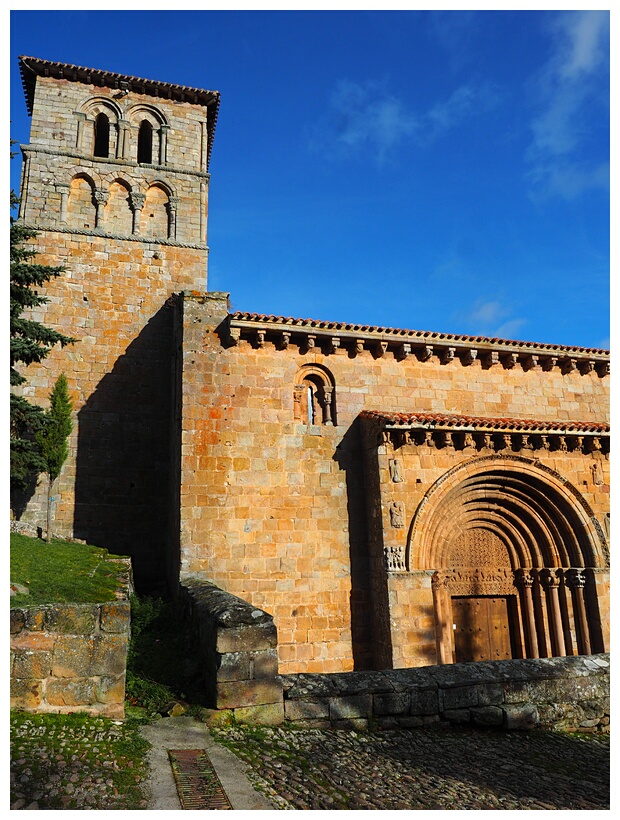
(452, 596, 513, 663)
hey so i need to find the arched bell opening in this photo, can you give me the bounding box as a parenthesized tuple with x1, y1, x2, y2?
(409, 460, 605, 665)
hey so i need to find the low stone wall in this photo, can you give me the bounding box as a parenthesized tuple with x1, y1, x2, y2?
(180, 579, 284, 724)
(10, 558, 132, 720)
(282, 654, 610, 732)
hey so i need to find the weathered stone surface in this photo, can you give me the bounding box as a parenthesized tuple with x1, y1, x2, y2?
(52, 637, 95, 677)
(216, 623, 277, 654)
(329, 694, 372, 720)
(91, 636, 128, 676)
(410, 688, 439, 715)
(201, 708, 235, 727)
(477, 682, 504, 706)
(443, 708, 471, 723)
(373, 692, 410, 715)
(11, 632, 55, 652)
(285, 699, 329, 722)
(216, 678, 283, 709)
(441, 685, 479, 711)
(471, 706, 504, 726)
(282, 673, 340, 699)
(12, 649, 53, 679)
(10, 678, 43, 709)
(95, 675, 126, 704)
(503, 703, 539, 730)
(234, 701, 285, 725)
(216, 652, 252, 682)
(45, 605, 98, 635)
(99, 601, 131, 634)
(252, 649, 279, 679)
(10, 609, 25, 634)
(46, 678, 97, 706)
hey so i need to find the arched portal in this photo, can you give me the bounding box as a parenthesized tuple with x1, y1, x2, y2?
(407, 457, 606, 664)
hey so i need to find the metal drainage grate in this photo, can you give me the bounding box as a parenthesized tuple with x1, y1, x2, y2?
(168, 749, 233, 810)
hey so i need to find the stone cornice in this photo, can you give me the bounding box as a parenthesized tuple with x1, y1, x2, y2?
(227, 312, 610, 376)
(21, 144, 211, 181)
(17, 221, 209, 251)
(360, 410, 609, 456)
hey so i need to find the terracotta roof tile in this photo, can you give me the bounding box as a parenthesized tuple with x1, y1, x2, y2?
(230, 311, 609, 356)
(359, 410, 609, 434)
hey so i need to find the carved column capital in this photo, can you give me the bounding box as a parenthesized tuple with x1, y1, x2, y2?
(93, 189, 108, 205)
(432, 569, 452, 589)
(130, 192, 145, 211)
(539, 567, 561, 589)
(565, 568, 587, 590)
(515, 568, 535, 589)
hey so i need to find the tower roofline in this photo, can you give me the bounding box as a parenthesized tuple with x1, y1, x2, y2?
(19, 55, 221, 167)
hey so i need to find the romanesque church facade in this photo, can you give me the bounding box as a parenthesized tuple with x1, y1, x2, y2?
(14, 57, 610, 674)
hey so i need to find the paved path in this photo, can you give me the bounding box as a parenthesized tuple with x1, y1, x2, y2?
(209, 724, 610, 811)
(139, 716, 275, 810)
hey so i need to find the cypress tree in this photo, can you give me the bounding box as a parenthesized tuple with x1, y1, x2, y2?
(36, 374, 74, 542)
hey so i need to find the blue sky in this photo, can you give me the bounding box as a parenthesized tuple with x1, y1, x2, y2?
(9, 8, 610, 349)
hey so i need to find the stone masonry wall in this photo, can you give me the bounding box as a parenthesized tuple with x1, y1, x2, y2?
(282, 654, 610, 732)
(177, 292, 609, 675)
(10, 558, 132, 719)
(180, 579, 284, 725)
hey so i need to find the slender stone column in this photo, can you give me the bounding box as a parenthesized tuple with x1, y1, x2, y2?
(515, 568, 539, 658)
(539, 568, 566, 657)
(74, 112, 87, 151)
(565, 568, 591, 655)
(117, 120, 130, 159)
(293, 385, 304, 422)
(56, 183, 70, 224)
(167, 196, 179, 240)
(431, 570, 453, 665)
(200, 120, 208, 171)
(159, 124, 170, 165)
(322, 387, 333, 425)
(93, 189, 108, 229)
(130, 193, 145, 235)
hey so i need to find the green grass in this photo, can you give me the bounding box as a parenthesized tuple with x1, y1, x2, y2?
(10, 711, 150, 809)
(10, 533, 124, 608)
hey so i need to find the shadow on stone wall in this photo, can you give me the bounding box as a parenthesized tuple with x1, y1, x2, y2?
(334, 420, 378, 670)
(73, 302, 176, 594)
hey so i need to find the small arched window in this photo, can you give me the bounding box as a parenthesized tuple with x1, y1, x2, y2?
(93, 113, 110, 158)
(294, 366, 336, 426)
(138, 120, 153, 164)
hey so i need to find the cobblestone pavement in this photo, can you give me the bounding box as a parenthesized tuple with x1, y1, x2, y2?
(211, 725, 610, 810)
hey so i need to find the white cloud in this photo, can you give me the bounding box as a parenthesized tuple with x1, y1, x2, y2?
(463, 300, 527, 340)
(318, 78, 498, 163)
(526, 11, 609, 199)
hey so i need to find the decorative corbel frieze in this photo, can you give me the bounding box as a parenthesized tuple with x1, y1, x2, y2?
(461, 348, 477, 366)
(596, 361, 610, 377)
(463, 432, 475, 449)
(579, 360, 595, 374)
(374, 340, 388, 358)
(561, 358, 577, 374)
(523, 354, 539, 371)
(502, 352, 518, 369)
(483, 351, 499, 367)
(228, 326, 241, 346)
(441, 347, 455, 365)
(328, 337, 340, 354)
(418, 345, 433, 362)
(256, 330, 266, 349)
(279, 331, 291, 350)
(304, 335, 316, 352)
(355, 339, 365, 356)
(521, 434, 533, 450)
(398, 343, 411, 360)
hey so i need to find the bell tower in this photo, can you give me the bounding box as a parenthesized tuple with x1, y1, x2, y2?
(14, 57, 220, 591)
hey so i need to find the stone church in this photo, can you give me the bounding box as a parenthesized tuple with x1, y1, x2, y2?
(14, 56, 610, 675)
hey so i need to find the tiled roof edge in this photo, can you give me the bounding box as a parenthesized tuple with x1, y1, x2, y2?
(359, 410, 610, 434)
(229, 311, 610, 358)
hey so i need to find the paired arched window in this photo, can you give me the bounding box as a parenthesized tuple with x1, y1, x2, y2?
(294, 366, 336, 426)
(93, 113, 110, 158)
(137, 120, 153, 164)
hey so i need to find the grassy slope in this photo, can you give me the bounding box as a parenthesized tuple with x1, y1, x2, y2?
(10, 533, 124, 608)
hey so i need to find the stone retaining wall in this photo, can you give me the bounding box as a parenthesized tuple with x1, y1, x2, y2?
(180, 579, 284, 724)
(10, 558, 132, 719)
(282, 654, 610, 732)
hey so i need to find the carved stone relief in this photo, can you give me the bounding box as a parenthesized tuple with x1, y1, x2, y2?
(389, 501, 404, 528)
(389, 458, 404, 483)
